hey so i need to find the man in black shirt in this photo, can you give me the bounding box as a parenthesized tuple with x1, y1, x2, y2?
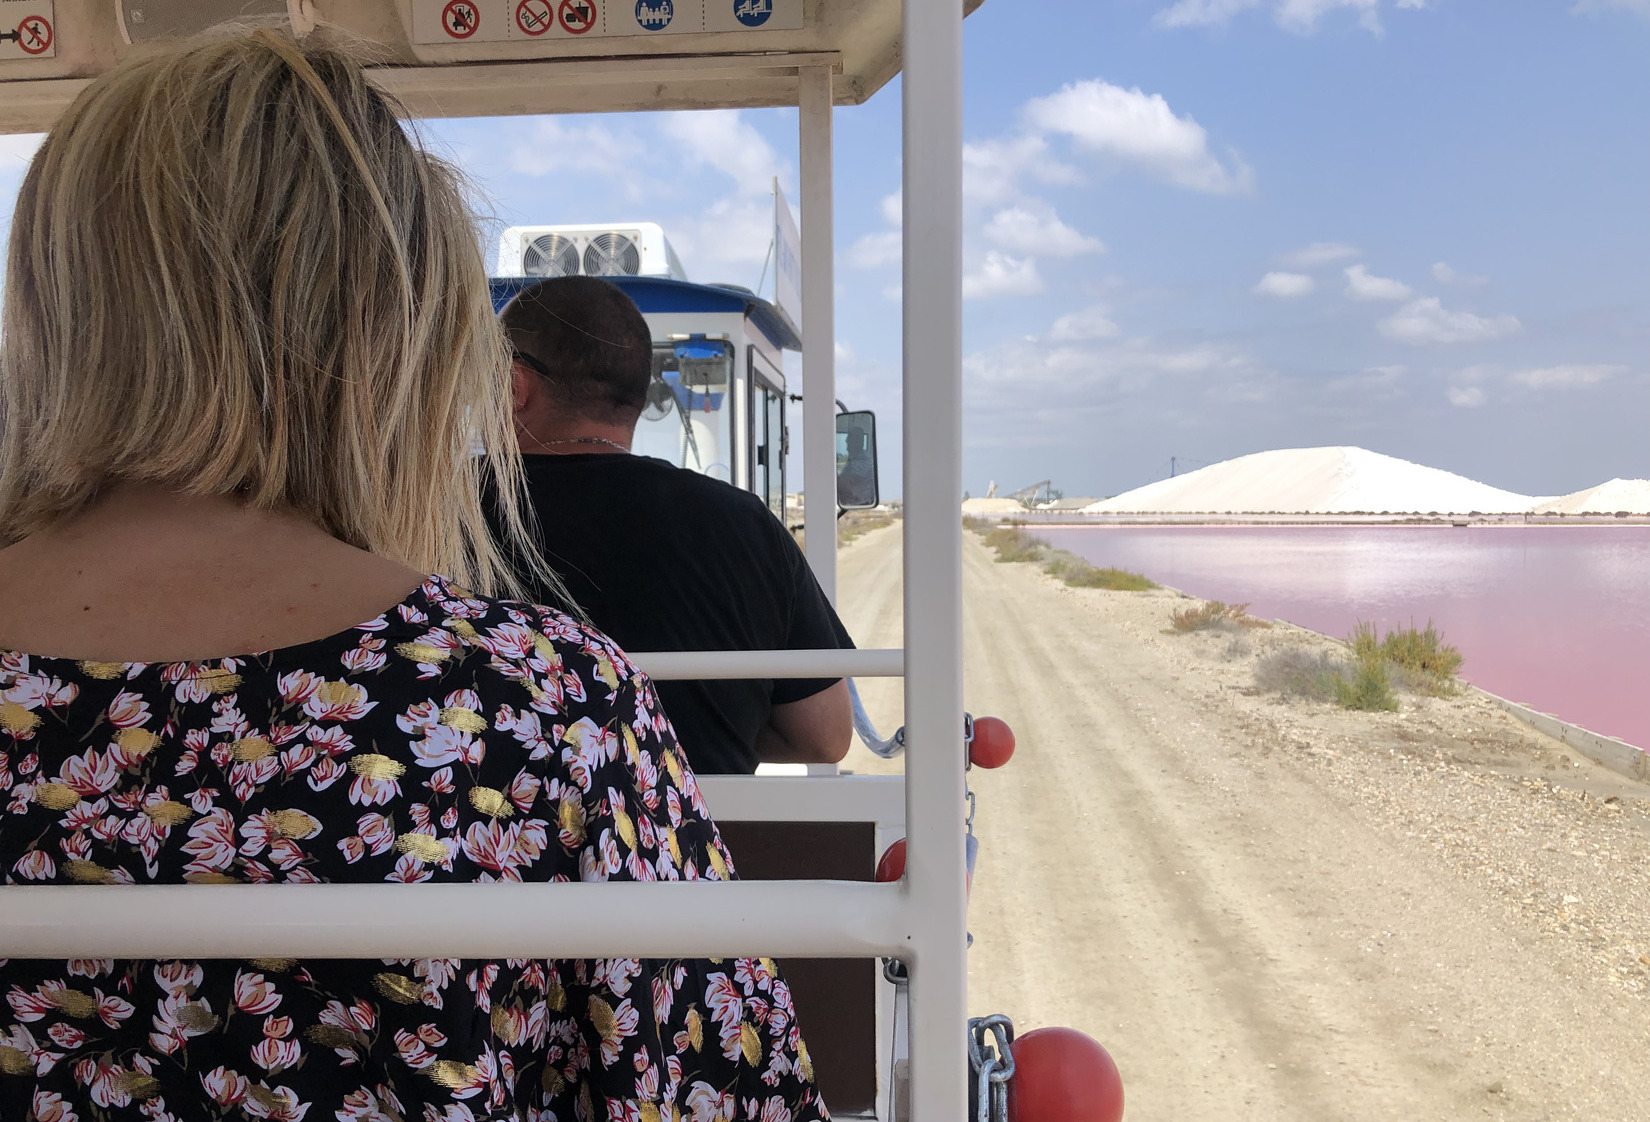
(498, 276, 853, 774)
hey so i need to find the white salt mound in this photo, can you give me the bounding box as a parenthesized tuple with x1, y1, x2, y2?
(962, 497, 1028, 516)
(1533, 479, 1650, 515)
(1082, 447, 1542, 515)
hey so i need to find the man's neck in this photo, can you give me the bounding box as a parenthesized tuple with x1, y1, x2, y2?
(515, 419, 635, 456)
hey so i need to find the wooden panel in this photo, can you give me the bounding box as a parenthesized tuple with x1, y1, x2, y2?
(718, 820, 877, 1116)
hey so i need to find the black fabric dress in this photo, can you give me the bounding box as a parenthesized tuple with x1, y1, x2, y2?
(0, 576, 826, 1122)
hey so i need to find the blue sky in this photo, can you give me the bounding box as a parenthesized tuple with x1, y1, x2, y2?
(3, 0, 1648, 500)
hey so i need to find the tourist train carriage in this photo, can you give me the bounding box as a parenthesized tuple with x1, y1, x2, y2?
(0, 2, 1121, 1117)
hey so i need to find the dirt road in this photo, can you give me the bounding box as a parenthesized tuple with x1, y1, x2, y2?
(835, 522, 1650, 1122)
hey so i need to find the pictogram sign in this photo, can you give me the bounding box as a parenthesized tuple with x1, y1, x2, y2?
(558, 0, 597, 34)
(516, 0, 553, 35)
(634, 0, 672, 31)
(0, 2, 55, 60)
(440, 0, 479, 38)
(733, 0, 770, 28)
(14, 11, 48, 52)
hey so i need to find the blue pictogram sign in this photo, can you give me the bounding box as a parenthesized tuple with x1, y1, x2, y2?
(636, 0, 672, 30)
(733, 0, 771, 28)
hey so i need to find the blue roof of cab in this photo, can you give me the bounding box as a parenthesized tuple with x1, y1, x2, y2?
(489, 275, 801, 352)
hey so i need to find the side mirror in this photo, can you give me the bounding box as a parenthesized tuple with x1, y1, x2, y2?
(835, 410, 880, 510)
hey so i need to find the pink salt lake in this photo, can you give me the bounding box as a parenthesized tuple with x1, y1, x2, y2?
(1037, 525, 1650, 751)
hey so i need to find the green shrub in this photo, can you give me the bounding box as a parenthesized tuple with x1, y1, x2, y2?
(1347, 620, 1463, 696)
(1044, 554, 1156, 591)
(982, 526, 1047, 563)
(1334, 658, 1399, 711)
(1379, 621, 1463, 694)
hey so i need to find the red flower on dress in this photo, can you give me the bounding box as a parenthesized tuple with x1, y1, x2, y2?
(200, 1066, 250, 1108)
(234, 972, 282, 1015)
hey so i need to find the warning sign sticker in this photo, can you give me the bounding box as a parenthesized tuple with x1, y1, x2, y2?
(441, 0, 481, 37)
(408, 0, 796, 43)
(557, 0, 598, 34)
(0, 1, 55, 60)
(516, 0, 553, 34)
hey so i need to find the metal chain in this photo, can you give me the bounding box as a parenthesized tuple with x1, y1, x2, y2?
(967, 1014, 1017, 1122)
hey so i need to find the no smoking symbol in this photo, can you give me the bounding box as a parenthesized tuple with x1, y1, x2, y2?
(558, 0, 597, 33)
(517, 0, 553, 34)
(441, 0, 479, 38)
(16, 14, 51, 54)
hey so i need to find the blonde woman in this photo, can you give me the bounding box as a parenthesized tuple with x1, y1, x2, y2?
(0, 28, 824, 1122)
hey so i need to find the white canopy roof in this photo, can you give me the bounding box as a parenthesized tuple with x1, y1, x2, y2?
(0, 0, 988, 132)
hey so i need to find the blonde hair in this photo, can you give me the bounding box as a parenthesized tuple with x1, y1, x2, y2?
(0, 27, 548, 599)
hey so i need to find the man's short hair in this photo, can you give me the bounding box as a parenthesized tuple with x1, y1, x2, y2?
(500, 277, 653, 424)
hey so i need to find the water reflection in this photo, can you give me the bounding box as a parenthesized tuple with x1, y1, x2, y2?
(1040, 525, 1650, 749)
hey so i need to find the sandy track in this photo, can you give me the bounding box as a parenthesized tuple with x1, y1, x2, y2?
(834, 522, 1650, 1122)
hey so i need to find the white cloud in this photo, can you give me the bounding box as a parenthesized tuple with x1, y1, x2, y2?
(656, 111, 787, 196)
(1049, 306, 1122, 341)
(962, 134, 1080, 208)
(1276, 0, 1380, 34)
(1511, 364, 1624, 390)
(1343, 264, 1413, 301)
(1378, 297, 1521, 345)
(1448, 386, 1487, 408)
(962, 332, 1272, 439)
(1431, 261, 1487, 287)
(850, 231, 902, 269)
(1254, 271, 1316, 299)
(879, 191, 902, 226)
(1280, 241, 1358, 268)
(0, 134, 43, 171)
(983, 205, 1106, 257)
(1573, 0, 1650, 20)
(509, 118, 640, 181)
(1158, 0, 1421, 33)
(964, 252, 1044, 300)
(1023, 80, 1253, 195)
(668, 195, 774, 275)
(1156, 0, 1261, 27)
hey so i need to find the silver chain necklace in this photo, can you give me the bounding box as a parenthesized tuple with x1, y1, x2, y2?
(529, 437, 630, 454)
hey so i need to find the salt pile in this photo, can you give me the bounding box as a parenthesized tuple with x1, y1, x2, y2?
(1534, 479, 1650, 515)
(1082, 447, 1542, 515)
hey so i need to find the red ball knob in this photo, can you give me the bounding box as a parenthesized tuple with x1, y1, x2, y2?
(969, 717, 1016, 769)
(874, 837, 973, 895)
(1007, 1027, 1124, 1122)
(875, 838, 906, 883)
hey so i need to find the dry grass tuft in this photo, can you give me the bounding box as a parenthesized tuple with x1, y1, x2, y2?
(981, 526, 1048, 563)
(1044, 554, 1156, 591)
(1170, 600, 1273, 633)
(1255, 647, 1346, 701)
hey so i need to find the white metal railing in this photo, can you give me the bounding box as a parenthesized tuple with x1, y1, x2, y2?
(0, 881, 906, 960)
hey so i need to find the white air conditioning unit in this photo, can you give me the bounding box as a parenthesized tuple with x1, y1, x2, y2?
(496, 223, 688, 281)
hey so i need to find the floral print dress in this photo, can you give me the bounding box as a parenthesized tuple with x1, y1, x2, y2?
(0, 577, 827, 1122)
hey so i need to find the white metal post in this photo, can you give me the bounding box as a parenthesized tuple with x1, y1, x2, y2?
(900, 0, 969, 1116)
(799, 64, 838, 601)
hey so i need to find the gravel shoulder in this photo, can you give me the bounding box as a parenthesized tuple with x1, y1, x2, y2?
(834, 520, 1650, 1122)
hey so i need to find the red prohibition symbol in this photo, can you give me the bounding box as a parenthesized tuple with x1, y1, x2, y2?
(558, 0, 597, 34)
(440, 0, 480, 38)
(516, 0, 553, 34)
(17, 14, 52, 54)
